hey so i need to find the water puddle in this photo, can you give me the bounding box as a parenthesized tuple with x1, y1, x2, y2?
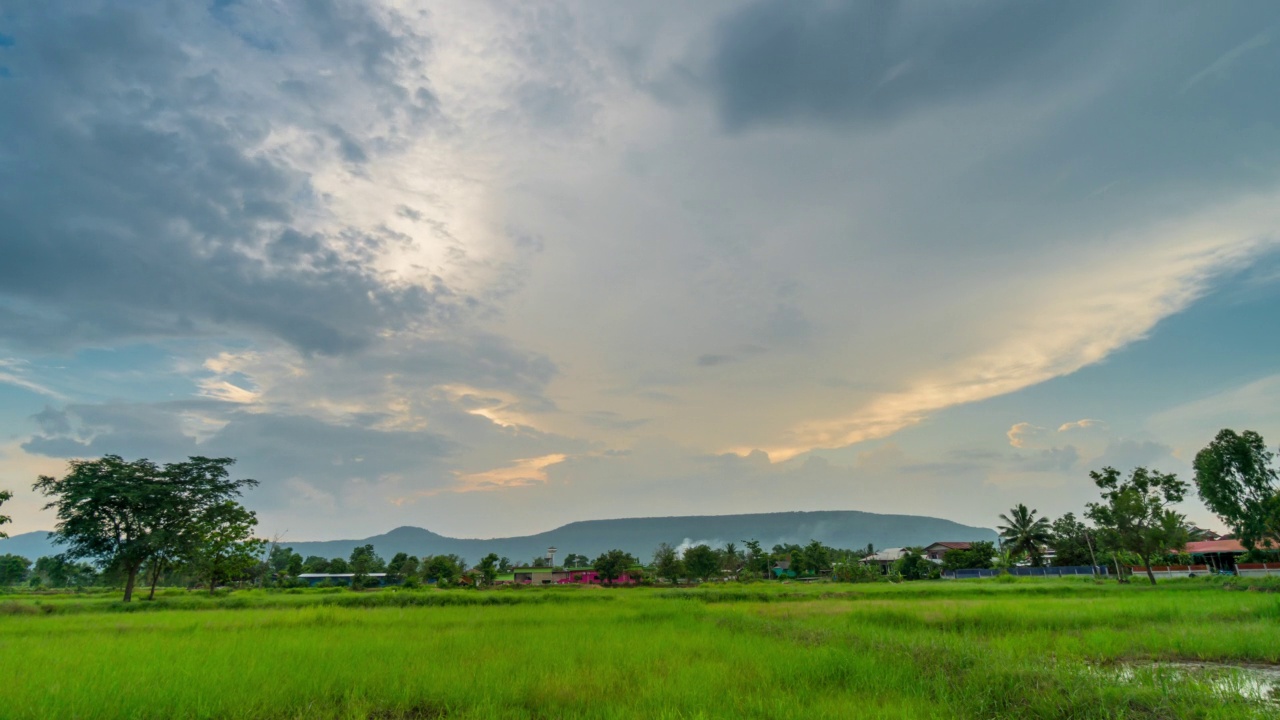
(1096, 661, 1280, 705)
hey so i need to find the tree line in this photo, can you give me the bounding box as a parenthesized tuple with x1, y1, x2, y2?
(2, 427, 1277, 596)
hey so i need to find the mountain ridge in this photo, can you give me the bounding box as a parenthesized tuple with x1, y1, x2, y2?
(1, 510, 997, 562)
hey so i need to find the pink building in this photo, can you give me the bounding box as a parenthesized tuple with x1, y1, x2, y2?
(558, 569, 640, 585)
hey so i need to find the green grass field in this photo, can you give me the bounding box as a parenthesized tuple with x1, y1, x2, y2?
(2, 579, 1279, 719)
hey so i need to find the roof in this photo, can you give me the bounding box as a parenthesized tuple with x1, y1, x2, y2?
(298, 573, 388, 579)
(1186, 539, 1247, 554)
(925, 542, 973, 551)
(863, 548, 909, 563)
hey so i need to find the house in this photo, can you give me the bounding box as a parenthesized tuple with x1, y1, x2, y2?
(923, 542, 971, 562)
(1186, 539, 1248, 572)
(557, 567, 642, 585)
(512, 567, 570, 585)
(861, 548, 909, 574)
(771, 560, 796, 579)
(297, 573, 389, 587)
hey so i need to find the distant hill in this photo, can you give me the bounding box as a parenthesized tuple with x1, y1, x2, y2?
(0, 531, 61, 561)
(0, 510, 997, 563)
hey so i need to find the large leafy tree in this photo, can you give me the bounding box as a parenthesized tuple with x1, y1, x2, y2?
(476, 553, 500, 586)
(682, 544, 720, 582)
(1049, 513, 1098, 568)
(591, 549, 636, 585)
(0, 554, 30, 585)
(348, 544, 385, 588)
(1194, 429, 1280, 552)
(33, 455, 258, 601)
(997, 504, 1053, 566)
(652, 543, 683, 584)
(742, 539, 769, 579)
(0, 488, 12, 538)
(183, 501, 264, 594)
(1086, 466, 1190, 585)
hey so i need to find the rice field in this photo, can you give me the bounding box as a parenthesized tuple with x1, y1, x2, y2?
(2, 578, 1278, 719)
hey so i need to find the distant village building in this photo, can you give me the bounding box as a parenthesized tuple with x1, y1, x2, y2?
(923, 542, 971, 562)
(297, 573, 388, 587)
(861, 548, 909, 573)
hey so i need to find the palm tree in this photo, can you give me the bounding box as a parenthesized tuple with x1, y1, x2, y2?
(997, 503, 1053, 567)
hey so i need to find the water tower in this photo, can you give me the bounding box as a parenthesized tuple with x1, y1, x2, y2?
(546, 546, 557, 568)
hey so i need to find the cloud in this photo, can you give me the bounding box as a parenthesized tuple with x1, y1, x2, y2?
(450, 453, 569, 494)
(707, 0, 1113, 130)
(1007, 423, 1047, 448)
(0, 2, 452, 355)
(1058, 419, 1107, 433)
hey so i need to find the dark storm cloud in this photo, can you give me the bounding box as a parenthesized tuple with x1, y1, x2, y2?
(21, 400, 457, 507)
(0, 2, 442, 355)
(708, 0, 1112, 130)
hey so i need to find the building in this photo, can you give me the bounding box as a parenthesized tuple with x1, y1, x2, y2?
(861, 548, 910, 573)
(923, 542, 972, 562)
(1186, 539, 1248, 572)
(297, 573, 389, 587)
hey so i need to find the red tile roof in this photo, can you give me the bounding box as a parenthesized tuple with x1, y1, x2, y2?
(926, 542, 973, 551)
(1186, 539, 1246, 554)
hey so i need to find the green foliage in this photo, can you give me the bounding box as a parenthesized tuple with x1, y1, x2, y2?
(831, 561, 882, 583)
(652, 543, 683, 584)
(891, 549, 931, 580)
(591, 549, 636, 585)
(32, 455, 258, 601)
(1194, 429, 1280, 552)
(998, 504, 1053, 566)
(942, 541, 996, 572)
(0, 554, 31, 586)
(682, 544, 719, 582)
(301, 556, 330, 573)
(327, 558, 350, 574)
(476, 553, 499, 587)
(742, 539, 769, 579)
(422, 555, 462, 586)
(31, 555, 97, 588)
(1086, 466, 1190, 585)
(0, 488, 11, 539)
(1049, 513, 1097, 567)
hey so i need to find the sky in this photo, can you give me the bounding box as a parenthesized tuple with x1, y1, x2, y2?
(2, 1, 1279, 542)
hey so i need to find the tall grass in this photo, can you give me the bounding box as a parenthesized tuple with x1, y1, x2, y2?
(1, 580, 1277, 719)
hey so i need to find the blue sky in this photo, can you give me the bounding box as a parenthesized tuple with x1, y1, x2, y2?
(2, 1, 1279, 540)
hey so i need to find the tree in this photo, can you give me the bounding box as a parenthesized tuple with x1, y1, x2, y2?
(497, 556, 512, 573)
(328, 557, 350, 574)
(941, 541, 996, 572)
(562, 553, 588, 568)
(348, 544, 385, 589)
(892, 549, 931, 580)
(33, 455, 258, 602)
(742, 539, 769, 579)
(652, 543, 684, 584)
(591, 549, 636, 585)
(184, 502, 265, 594)
(386, 552, 410, 584)
(423, 554, 461, 585)
(302, 556, 330, 573)
(32, 555, 96, 588)
(1049, 513, 1098, 568)
(683, 544, 719, 582)
(997, 503, 1053, 566)
(1194, 429, 1280, 552)
(1086, 466, 1190, 585)
(798, 540, 832, 576)
(0, 488, 11, 538)
(477, 553, 499, 586)
(0, 554, 30, 585)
